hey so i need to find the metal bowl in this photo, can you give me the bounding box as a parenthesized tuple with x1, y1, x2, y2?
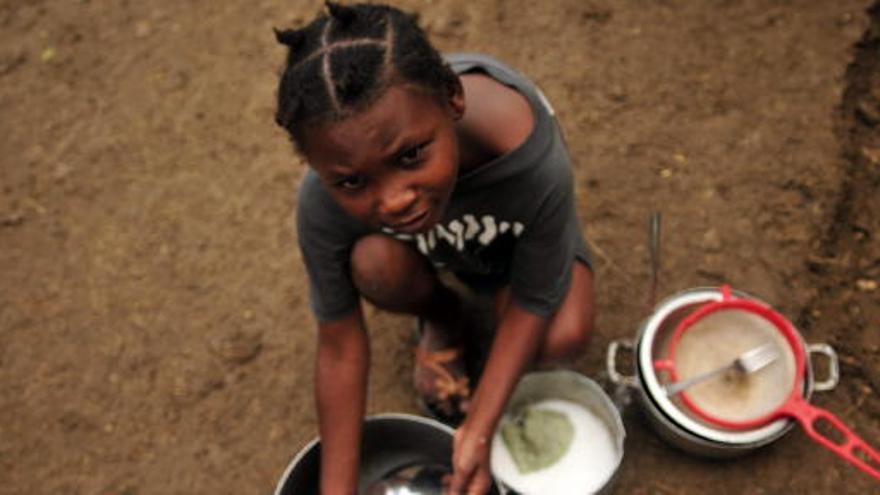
(491, 370, 626, 494)
(274, 414, 456, 495)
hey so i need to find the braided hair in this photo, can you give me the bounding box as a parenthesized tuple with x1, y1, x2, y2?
(274, 2, 459, 146)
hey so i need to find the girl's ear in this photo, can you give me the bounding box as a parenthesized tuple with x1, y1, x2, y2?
(446, 75, 465, 121)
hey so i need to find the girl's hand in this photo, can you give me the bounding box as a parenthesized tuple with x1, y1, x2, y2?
(446, 421, 493, 495)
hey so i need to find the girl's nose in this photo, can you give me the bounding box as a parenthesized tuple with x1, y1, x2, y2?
(378, 186, 417, 217)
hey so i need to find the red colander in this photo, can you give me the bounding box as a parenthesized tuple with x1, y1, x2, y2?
(662, 286, 880, 482)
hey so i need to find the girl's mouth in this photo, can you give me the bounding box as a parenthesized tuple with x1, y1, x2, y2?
(388, 208, 431, 233)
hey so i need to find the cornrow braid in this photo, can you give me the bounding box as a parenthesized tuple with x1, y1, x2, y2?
(273, 2, 458, 146)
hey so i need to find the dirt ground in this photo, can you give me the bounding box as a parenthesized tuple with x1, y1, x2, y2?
(2, 0, 880, 493)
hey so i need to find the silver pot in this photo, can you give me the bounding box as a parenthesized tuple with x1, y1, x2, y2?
(606, 287, 839, 457)
(275, 413, 479, 495)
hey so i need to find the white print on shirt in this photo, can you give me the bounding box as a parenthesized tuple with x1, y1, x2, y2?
(383, 214, 525, 255)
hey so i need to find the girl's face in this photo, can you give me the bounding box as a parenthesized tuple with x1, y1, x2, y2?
(300, 82, 465, 234)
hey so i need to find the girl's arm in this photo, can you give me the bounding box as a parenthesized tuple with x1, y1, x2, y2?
(447, 302, 549, 494)
(315, 309, 369, 495)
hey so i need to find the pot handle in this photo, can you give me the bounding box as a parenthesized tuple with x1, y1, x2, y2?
(808, 343, 840, 392)
(606, 339, 637, 388)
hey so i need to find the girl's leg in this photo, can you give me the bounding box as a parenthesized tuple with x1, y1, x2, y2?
(349, 234, 461, 330)
(494, 261, 595, 364)
(349, 234, 470, 416)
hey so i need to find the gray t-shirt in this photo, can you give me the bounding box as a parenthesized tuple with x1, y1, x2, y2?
(296, 53, 592, 322)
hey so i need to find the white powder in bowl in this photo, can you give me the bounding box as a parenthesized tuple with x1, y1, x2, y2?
(491, 399, 620, 495)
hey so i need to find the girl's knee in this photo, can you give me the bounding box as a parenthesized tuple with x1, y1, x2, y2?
(540, 313, 591, 363)
(350, 234, 433, 308)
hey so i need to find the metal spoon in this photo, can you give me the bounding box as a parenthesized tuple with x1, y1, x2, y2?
(649, 212, 661, 309)
(366, 462, 450, 495)
(665, 342, 780, 397)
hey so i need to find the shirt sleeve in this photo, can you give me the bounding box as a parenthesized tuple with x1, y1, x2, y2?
(508, 162, 578, 318)
(296, 173, 367, 322)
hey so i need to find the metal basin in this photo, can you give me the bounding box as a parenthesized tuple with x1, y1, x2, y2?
(274, 413, 500, 495)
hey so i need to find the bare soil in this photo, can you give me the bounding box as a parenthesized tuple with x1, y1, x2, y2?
(1, 1, 879, 494)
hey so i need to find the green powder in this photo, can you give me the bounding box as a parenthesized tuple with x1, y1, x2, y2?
(500, 406, 575, 474)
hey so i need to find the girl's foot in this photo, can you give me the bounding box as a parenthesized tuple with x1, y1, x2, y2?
(413, 318, 471, 425)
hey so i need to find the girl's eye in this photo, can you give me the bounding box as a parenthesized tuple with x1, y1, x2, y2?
(398, 144, 425, 167)
(336, 175, 365, 190)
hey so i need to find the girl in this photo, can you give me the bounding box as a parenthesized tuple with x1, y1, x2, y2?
(274, 3, 595, 493)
